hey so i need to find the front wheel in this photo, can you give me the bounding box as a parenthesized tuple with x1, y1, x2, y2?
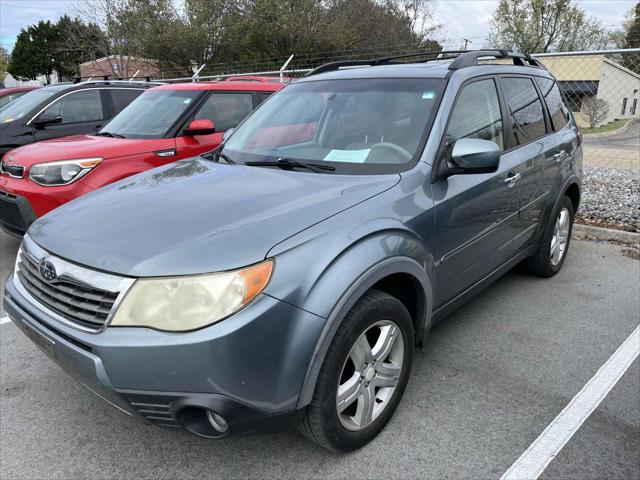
(298, 290, 414, 452)
(523, 194, 575, 277)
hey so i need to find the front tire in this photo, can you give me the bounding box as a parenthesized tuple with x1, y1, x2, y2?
(298, 290, 414, 452)
(523, 194, 574, 277)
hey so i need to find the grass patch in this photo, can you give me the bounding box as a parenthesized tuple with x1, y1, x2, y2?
(582, 118, 632, 135)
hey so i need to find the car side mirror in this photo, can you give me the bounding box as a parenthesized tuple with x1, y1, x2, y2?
(222, 127, 235, 141)
(32, 112, 63, 128)
(450, 138, 500, 172)
(184, 119, 215, 136)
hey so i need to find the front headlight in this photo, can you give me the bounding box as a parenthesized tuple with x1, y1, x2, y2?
(29, 158, 102, 186)
(110, 260, 273, 331)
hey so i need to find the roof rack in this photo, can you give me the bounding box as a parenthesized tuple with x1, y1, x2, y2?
(306, 49, 545, 77)
(447, 50, 545, 70)
(72, 75, 154, 83)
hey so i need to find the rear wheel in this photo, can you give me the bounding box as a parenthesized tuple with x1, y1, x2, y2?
(523, 195, 574, 277)
(298, 290, 413, 452)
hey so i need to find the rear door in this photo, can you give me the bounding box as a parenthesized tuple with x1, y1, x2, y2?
(175, 91, 254, 158)
(432, 77, 522, 306)
(33, 89, 108, 141)
(533, 77, 577, 198)
(497, 76, 549, 246)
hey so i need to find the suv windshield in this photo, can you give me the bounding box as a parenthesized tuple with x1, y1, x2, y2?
(101, 90, 200, 139)
(223, 78, 445, 174)
(0, 89, 57, 123)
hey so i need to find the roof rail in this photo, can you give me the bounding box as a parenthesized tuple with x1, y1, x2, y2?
(447, 50, 545, 70)
(306, 49, 545, 77)
(73, 75, 154, 84)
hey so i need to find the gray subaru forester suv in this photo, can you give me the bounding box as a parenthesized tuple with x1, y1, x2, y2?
(4, 50, 582, 451)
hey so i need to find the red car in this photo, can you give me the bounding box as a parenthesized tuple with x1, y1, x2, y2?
(0, 81, 283, 236)
(0, 87, 39, 109)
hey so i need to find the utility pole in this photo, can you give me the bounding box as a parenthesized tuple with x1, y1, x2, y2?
(463, 38, 472, 50)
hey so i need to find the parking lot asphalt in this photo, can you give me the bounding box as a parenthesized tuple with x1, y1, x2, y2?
(0, 233, 638, 479)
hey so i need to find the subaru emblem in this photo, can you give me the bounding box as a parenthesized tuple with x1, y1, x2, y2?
(39, 260, 57, 282)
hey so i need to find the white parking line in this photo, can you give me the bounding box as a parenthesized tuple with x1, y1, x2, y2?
(0, 316, 11, 325)
(501, 324, 640, 480)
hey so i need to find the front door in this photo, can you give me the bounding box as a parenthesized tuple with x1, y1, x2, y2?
(175, 92, 254, 159)
(33, 89, 108, 141)
(432, 77, 522, 306)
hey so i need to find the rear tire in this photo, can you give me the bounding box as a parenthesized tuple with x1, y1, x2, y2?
(298, 290, 414, 452)
(523, 195, 574, 277)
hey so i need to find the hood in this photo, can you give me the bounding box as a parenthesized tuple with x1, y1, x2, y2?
(5, 134, 162, 168)
(28, 158, 399, 277)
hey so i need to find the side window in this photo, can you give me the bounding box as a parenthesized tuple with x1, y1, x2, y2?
(193, 93, 253, 132)
(535, 77, 570, 131)
(446, 79, 504, 150)
(109, 89, 144, 115)
(501, 77, 546, 146)
(41, 89, 103, 124)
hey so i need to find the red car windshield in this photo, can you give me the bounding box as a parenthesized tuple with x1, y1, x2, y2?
(100, 90, 200, 139)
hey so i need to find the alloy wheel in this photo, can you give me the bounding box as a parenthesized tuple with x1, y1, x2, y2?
(336, 320, 404, 431)
(550, 207, 570, 266)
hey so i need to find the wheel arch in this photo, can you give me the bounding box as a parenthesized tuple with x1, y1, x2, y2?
(296, 256, 433, 408)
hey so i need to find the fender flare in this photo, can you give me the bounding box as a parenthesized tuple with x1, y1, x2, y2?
(297, 256, 433, 408)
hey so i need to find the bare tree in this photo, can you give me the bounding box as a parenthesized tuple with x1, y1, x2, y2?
(488, 0, 609, 53)
(583, 97, 609, 128)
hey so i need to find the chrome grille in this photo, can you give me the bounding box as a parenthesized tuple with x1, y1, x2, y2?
(15, 236, 133, 332)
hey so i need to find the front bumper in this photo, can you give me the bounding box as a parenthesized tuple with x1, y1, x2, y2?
(0, 189, 37, 236)
(4, 275, 325, 437)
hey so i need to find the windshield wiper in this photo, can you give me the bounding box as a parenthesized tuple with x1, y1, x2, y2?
(202, 149, 236, 164)
(245, 158, 335, 173)
(95, 131, 126, 139)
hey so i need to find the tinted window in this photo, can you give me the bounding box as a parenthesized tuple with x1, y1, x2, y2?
(109, 89, 144, 115)
(193, 93, 253, 132)
(42, 89, 103, 124)
(535, 77, 570, 131)
(446, 79, 504, 150)
(501, 77, 546, 145)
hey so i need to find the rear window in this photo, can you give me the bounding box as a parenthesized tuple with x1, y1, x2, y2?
(501, 77, 547, 146)
(109, 89, 144, 115)
(535, 77, 570, 131)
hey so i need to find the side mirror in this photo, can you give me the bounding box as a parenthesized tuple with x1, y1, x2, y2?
(222, 127, 235, 141)
(184, 119, 215, 136)
(450, 138, 500, 173)
(33, 112, 62, 128)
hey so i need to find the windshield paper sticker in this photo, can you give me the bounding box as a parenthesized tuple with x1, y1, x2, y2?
(422, 91, 435, 99)
(324, 149, 370, 163)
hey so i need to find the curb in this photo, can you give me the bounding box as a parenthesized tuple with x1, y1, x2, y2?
(573, 223, 640, 246)
(582, 119, 639, 139)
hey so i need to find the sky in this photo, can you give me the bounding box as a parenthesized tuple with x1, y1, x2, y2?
(0, 0, 637, 52)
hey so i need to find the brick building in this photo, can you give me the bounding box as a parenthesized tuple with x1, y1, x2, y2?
(79, 55, 160, 80)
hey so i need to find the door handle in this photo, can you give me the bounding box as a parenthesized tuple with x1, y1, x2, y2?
(504, 172, 521, 188)
(552, 151, 566, 162)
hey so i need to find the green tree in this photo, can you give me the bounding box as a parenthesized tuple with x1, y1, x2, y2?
(55, 15, 109, 78)
(622, 2, 640, 72)
(488, 0, 609, 53)
(8, 21, 60, 83)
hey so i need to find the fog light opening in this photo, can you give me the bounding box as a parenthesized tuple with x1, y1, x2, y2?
(207, 410, 228, 433)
